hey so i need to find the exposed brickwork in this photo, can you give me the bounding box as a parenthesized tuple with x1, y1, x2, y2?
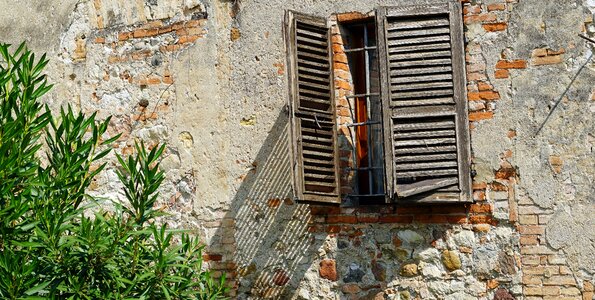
(531, 47, 566, 66)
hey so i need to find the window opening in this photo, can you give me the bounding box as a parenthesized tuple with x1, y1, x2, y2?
(342, 20, 385, 204)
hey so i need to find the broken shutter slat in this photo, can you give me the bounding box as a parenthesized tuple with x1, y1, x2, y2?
(285, 10, 341, 205)
(377, 2, 472, 202)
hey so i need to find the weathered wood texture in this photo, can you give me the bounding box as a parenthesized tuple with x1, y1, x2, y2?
(285, 11, 341, 204)
(377, 2, 472, 203)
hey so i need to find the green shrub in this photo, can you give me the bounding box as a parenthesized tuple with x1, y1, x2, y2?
(0, 43, 227, 299)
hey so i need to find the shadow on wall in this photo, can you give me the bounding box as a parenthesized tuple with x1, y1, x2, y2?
(208, 110, 324, 298)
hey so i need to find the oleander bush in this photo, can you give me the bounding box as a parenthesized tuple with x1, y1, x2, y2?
(0, 42, 227, 299)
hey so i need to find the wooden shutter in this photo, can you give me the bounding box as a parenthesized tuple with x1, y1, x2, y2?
(377, 2, 471, 202)
(285, 11, 341, 204)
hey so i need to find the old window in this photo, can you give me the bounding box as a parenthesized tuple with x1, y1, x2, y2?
(285, 2, 471, 205)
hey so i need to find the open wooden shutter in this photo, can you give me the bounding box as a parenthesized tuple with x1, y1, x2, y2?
(376, 2, 471, 202)
(285, 11, 340, 204)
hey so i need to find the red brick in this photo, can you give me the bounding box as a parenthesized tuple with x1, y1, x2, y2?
(310, 206, 341, 215)
(378, 215, 413, 223)
(327, 215, 357, 224)
(477, 81, 493, 91)
(532, 55, 563, 66)
(336, 11, 368, 22)
(470, 203, 492, 213)
(334, 53, 348, 64)
(468, 92, 482, 101)
(397, 206, 431, 214)
(479, 91, 500, 100)
(473, 190, 486, 201)
(447, 215, 468, 224)
(473, 182, 487, 190)
(487, 3, 506, 11)
(202, 254, 223, 261)
(146, 77, 161, 85)
(133, 29, 149, 38)
(178, 35, 200, 44)
(469, 215, 498, 225)
(483, 23, 507, 32)
(518, 225, 545, 235)
(467, 72, 487, 81)
(469, 111, 494, 121)
(414, 214, 449, 224)
(326, 225, 341, 233)
(357, 215, 379, 223)
(442, 206, 469, 215)
(520, 235, 539, 245)
(495, 166, 516, 179)
(464, 13, 497, 24)
(495, 69, 510, 79)
(547, 48, 565, 55)
(519, 215, 538, 225)
(158, 25, 174, 34)
(496, 60, 528, 69)
(118, 32, 132, 41)
(532, 48, 548, 57)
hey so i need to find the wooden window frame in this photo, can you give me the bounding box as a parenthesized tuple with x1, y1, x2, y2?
(285, 2, 472, 205)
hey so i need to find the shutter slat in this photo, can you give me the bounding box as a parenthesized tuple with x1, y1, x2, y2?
(394, 129, 455, 139)
(388, 42, 451, 54)
(394, 137, 456, 147)
(303, 165, 336, 173)
(395, 153, 458, 163)
(390, 58, 452, 68)
(394, 120, 455, 131)
(392, 105, 456, 118)
(297, 43, 328, 55)
(392, 81, 453, 91)
(387, 18, 450, 31)
(299, 80, 331, 92)
(299, 87, 330, 98)
(296, 28, 327, 40)
(391, 73, 453, 84)
(395, 161, 458, 171)
(391, 89, 454, 99)
(392, 98, 455, 107)
(396, 177, 458, 197)
(393, 145, 457, 155)
(296, 35, 327, 47)
(298, 51, 330, 63)
(395, 169, 458, 178)
(390, 50, 453, 61)
(298, 65, 330, 76)
(302, 142, 334, 152)
(387, 27, 450, 38)
(299, 73, 330, 84)
(297, 58, 329, 69)
(389, 65, 452, 76)
(387, 35, 451, 47)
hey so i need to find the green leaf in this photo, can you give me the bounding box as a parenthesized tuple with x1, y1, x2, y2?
(24, 281, 51, 295)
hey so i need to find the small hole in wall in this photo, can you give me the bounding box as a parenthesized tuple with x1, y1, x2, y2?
(139, 99, 149, 108)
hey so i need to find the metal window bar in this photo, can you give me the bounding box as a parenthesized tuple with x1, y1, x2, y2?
(342, 24, 385, 200)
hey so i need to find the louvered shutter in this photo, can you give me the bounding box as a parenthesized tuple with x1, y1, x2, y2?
(376, 3, 472, 202)
(285, 11, 341, 204)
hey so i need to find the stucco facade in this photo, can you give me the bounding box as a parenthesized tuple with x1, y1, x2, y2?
(2, 0, 594, 298)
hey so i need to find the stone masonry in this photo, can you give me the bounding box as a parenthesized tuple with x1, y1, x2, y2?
(1, 0, 594, 299)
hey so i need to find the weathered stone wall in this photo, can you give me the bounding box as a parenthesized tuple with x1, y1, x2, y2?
(1, 0, 594, 299)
